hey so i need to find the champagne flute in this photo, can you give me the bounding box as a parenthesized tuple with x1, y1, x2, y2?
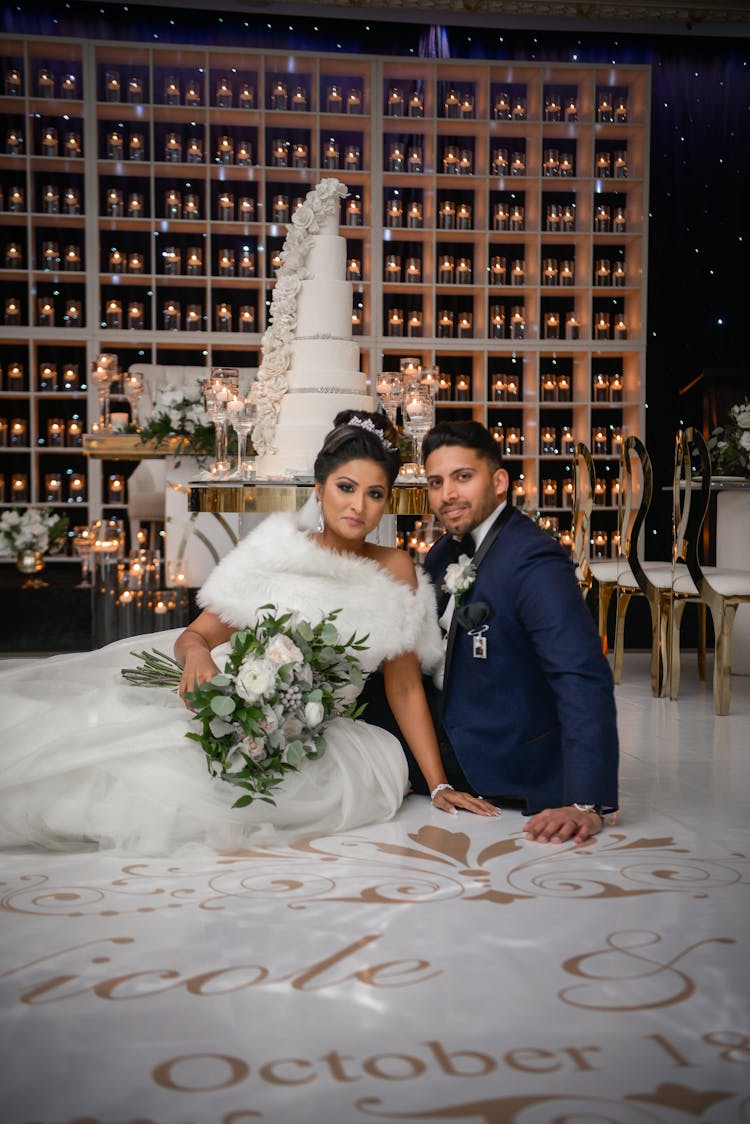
(226, 395, 257, 480)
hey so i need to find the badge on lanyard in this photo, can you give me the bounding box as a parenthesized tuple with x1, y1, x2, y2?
(469, 624, 488, 660)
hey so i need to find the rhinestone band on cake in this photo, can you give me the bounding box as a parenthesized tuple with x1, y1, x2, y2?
(250, 178, 374, 476)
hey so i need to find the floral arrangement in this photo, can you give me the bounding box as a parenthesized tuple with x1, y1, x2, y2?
(708, 397, 750, 477)
(251, 178, 348, 456)
(138, 380, 216, 457)
(0, 507, 69, 557)
(123, 606, 368, 807)
(443, 556, 476, 606)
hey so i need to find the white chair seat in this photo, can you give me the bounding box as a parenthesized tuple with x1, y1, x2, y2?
(701, 570, 750, 597)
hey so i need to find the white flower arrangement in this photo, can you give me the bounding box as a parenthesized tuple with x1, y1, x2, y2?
(250, 178, 349, 456)
(0, 507, 69, 557)
(138, 380, 215, 456)
(708, 396, 750, 477)
(443, 555, 477, 605)
(123, 606, 368, 807)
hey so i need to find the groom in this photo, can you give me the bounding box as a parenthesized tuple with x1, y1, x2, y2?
(418, 420, 619, 844)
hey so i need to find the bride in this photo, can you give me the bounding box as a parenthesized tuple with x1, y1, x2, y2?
(0, 411, 497, 854)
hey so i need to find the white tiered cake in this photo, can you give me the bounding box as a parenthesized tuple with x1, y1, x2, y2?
(251, 179, 373, 476)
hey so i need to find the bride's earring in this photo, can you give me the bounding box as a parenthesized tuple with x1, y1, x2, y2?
(316, 497, 325, 534)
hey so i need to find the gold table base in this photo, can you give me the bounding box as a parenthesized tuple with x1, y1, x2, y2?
(187, 478, 430, 516)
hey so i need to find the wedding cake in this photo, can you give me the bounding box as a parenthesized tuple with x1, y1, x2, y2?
(251, 178, 373, 476)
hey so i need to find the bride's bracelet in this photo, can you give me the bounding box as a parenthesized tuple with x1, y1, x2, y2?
(430, 782, 454, 801)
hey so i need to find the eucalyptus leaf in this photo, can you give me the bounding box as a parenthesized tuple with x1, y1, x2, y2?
(210, 695, 236, 717)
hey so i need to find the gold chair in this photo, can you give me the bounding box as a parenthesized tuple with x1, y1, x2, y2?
(673, 427, 750, 714)
(571, 441, 623, 654)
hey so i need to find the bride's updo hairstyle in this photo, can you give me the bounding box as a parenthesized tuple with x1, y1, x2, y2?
(314, 410, 402, 491)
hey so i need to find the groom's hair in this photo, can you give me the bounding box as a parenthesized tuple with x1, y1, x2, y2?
(422, 420, 504, 472)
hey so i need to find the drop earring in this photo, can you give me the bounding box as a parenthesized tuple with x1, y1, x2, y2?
(316, 497, 325, 534)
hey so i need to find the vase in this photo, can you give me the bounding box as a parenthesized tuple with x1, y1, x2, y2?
(16, 548, 48, 588)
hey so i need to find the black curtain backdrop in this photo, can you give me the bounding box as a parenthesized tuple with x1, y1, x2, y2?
(5, 3, 749, 562)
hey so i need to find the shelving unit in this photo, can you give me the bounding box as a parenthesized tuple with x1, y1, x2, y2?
(0, 34, 649, 557)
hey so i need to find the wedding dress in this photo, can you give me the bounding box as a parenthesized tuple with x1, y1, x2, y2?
(0, 511, 443, 855)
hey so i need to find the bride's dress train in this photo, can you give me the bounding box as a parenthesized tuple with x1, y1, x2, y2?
(0, 513, 444, 855)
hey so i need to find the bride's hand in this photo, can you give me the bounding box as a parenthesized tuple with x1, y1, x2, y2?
(432, 786, 501, 818)
(179, 655, 219, 709)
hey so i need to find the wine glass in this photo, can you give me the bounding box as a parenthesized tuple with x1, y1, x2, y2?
(375, 371, 404, 426)
(403, 384, 435, 472)
(226, 396, 257, 480)
(203, 367, 239, 474)
(72, 524, 95, 587)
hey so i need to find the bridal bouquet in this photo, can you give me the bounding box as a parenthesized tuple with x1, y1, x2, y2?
(708, 396, 750, 477)
(138, 380, 216, 457)
(0, 506, 69, 557)
(123, 607, 368, 807)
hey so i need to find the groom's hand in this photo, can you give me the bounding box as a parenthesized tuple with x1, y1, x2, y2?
(523, 805, 604, 844)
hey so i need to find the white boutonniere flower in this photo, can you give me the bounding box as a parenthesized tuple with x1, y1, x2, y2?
(443, 555, 477, 605)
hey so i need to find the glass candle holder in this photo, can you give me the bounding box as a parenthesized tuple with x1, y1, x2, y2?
(67, 418, 83, 446)
(493, 92, 511, 119)
(164, 75, 180, 105)
(505, 375, 520, 401)
(161, 246, 180, 275)
(511, 151, 526, 176)
(5, 66, 22, 96)
(510, 306, 526, 339)
(387, 86, 404, 116)
(614, 206, 627, 233)
(457, 313, 473, 338)
(41, 184, 59, 214)
(388, 142, 404, 173)
(387, 307, 404, 337)
(165, 189, 181, 218)
(127, 301, 144, 329)
(8, 185, 25, 211)
(128, 251, 144, 274)
(293, 142, 309, 168)
(347, 88, 362, 114)
(460, 91, 474, 118)
(64, 299, 81, 326)
(438, 201, 455, 229)
(407, 310, 423, 337)
(124, 191, 142, 219)
(163, 300, 181, 330)
(10, 418, 28, 446)
(593, 373, 610, 401)
(510, 259, 525, 286)
(406, 201, 423, 228)
(0, 419, 8, 447)
(541, 373, 557, 401)
(541, 427, 558, 456)
(442, 145, 459, 175)
(544, 93, 561, 122)
(615, 96, 629, 123)
(236, 83, 253, 109)
(404, 257, 421, 283)
(512, 97, 526, 120)
(67, 474, 86, 503)
(594, 481, 608, 509)
(561, 204, 576, 232)
(490, 257, 507, 285)
(218, 248, 235, 276)
(492, 147, 509, 176)
(406, 146, 422, 174)
(614, 314, 628, 340)
(559, 152, 574, 177)
(456, 257, 472, 285)
(215, 75, 232, 107)
(558, 260, 574, 287)
(238, 306, 255, 333)
(593, 426, 609, 455)
(7, 361, 24, 388)
(345, 198, 362, 226)
(182, 193, 200, 219)
(104, 69, 121, 101)
(595, 259, 611, 286)
(238, 248, 256, 277)
(107, 473, 126, 503)
(458, 149, 473, 175)
(218, 191, 235, 220)
(59, 363, 77, 393)
(610, 374, 623, 401)
(238, 197, 255, 222)
(492, 203, 509, 231)
(597, 94, 614, 123)
(41, 241, 59, 270)
(542, 258, 558, 285)
(614, 150, 628, 178)
(437, 309, 454, 338)
(185, 304, 202, 331)
(40, 125, 58, 156)
(510, 205, 525, 232)
(39, 362, 58, 391)
(106, 187, 124, 216)
(163, 132, 181, 162)
(542, 479, 559, 507)
(104, 298, 121, 329)
(611, 262, 626, 287)
(11, 473, 29, 502)
(4, 297, 22, 325)
(594, 312, 611, 339)
(596, 151, 611, 178)
(594, 205, 611, 233)
(438, 255, 454, 283)
(561, 427, 575, 456)
(270, 250, 283, 275)
(322, 139, 339, 170)
(557, 374, 572, 402)
(544, 311, 560, 339)
(326, 84, 343, 113)
(47, 418, 65, 446)
(215, 302, 232, 332)
(443, 88, 460, 117)
(271, 79, 288, 110)
(505, 427, 522, 455)
(489, 307, 506, 339)
(4, 242, 22, 268)
(347, 257, 362, 281)
(272, 194, 289, 224)
(216, 136, 234, 165)
(38, 297, 55, 326)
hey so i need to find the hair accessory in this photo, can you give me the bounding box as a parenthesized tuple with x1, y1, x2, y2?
(347, 416, 397, 451)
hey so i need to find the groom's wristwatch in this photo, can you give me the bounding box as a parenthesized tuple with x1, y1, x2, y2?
(573, 803, 604, 821)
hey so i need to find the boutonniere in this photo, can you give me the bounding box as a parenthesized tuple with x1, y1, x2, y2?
(443, 555, 477, 606)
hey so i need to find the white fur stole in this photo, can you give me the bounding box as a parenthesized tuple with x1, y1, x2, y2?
(198, 512, 443, 674)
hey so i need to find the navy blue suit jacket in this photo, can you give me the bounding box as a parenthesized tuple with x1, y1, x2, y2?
(423, 507, 619, 813)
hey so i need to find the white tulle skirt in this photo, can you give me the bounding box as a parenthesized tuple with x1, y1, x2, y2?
(0, 630, 409, 855)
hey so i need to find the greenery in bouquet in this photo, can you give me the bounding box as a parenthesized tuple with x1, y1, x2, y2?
(123, 607, 368, 807)
(0, 507, 69, 557)
(708, 396, 750, 477)
(138, 380, 221, 458)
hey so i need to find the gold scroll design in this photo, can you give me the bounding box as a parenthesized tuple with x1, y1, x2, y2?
(167, 477, 238, 565)
(353, 1084, 738, 1123)
(2, 830, 746, 918)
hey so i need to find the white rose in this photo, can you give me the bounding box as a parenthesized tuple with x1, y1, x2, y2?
(235, 656, 277, 703)
(241, 736, 267, 763)
(259, 707, 279, 733)
(334, 681, 360, 706)
(303, 700, 325, 728)
(732, 405, 750, 429)
(265, 633, 304, 667)
(443, 556, 476, 596)
(740, 431, 750, 452)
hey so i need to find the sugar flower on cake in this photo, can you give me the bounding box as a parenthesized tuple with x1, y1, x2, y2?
(251, 179, 348, 456)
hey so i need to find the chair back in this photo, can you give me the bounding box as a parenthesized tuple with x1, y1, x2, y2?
(571, 441, 595, 589)
(621, 435, 654, 592)
(673, 426, 712, 593)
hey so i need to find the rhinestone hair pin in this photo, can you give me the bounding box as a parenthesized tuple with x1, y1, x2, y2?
(347, 416, 397, 451)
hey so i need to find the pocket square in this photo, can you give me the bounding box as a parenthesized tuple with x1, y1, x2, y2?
(455, 600, 491, 631)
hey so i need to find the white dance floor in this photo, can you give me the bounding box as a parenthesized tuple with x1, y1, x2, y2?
(1, 654, 748, 1124)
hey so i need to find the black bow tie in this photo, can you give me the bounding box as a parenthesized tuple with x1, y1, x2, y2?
(449, 533, 475, 561)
